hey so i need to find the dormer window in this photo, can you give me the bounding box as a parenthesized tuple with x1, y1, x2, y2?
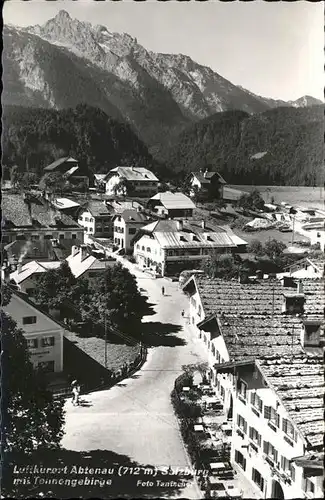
(283, 294, 304, 314)
(302, 321, 322, 347)
(180, 235, 187, 242)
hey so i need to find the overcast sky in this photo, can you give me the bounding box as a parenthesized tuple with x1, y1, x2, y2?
(4, 0, 324, 101)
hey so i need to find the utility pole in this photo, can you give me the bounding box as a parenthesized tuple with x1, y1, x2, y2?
(104, 255, 108, 369)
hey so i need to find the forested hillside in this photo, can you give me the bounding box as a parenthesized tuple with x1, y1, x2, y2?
(163, 106, 324, 186)
(2, 104, 167, 179)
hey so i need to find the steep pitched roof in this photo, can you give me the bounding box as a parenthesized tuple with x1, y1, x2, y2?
(107, 166, 159, 182)
(4, 238, 83, 262)
(44, 156, 78, 172)
(82, 201, 112, 217)
(10, 260, 61, 284)
(66, 250, 107, 278)
(191, 171, 226, 185)
(2, 194, 80, 229)
(148, 192, 196, 210)
(258, 354, 324, 450)
(114, 209, 148, 223)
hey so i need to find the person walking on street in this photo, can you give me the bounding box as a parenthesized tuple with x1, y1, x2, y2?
(71, 380, 80, 406)
(161, 286, 165, 296)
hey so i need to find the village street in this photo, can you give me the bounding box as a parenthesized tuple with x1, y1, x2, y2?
(61, 260, 207, 499)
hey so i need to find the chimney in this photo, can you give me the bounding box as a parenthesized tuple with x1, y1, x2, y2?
(80, 244, 88, 262)
(176, 220, 183, 231)
(23, 192, 32, 218)
(71, 245, 79, 258)
(201, 219, 206, 229)
(2, 266, 11, 282)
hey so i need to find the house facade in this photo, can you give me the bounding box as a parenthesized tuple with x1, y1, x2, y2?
(133, 219, 245, 276)
(2, 193, 84, 245)
(147, 192, 196, 219)
(182, 275, 324, 499)
(104, 166, 159, 197)
(3, 290, 64, 373)
(286, 257, 325, 278)
(113, 209, 149, 252)
(77, 201, 114, 238)
(189, 170, 226, 200)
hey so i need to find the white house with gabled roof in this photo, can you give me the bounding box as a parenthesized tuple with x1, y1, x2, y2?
(3, 289, 65, 373)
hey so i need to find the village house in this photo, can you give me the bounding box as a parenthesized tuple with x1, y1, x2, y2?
(77, 201, 114, 238)
(3, 288, 65, 373)
(284, 256, 325, 279)
(182, 275, 324, 499)
(65, 244, 108, 279)
(3, 238, 84, 268)
(188, 170, 226, 200)
(50, 197, 81, 218)
(104, 166, 159, 197)
(133, 219, 247, 276)
(8, 245, 108, 293)
(147, 191, 196, 219)
(2, 193, 85, 244)
(43, 156, 89, 189)
(113, 209, 149, 252)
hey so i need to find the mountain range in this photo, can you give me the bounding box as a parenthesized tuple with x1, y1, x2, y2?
(3, 9, 322, 155)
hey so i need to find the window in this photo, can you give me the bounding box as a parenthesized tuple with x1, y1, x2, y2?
(237, 414, 247, 434)
(37, 361, 55, 373)
(235, 450, 246, 471)
(23, 316, 37, 325)
(252, 468, 264, 491)
(264, 406, 280, 429)
(129, 227, 137, 235)
(146, 247, 151, 253)
(304, 478, 315, 494)
(72, 234, 77, 240)
(27, 338, 38, 349)
(251, 392, 263, 413)
(89, 218, 94, 223)
(85, 217, 89, 222)
(263, 441, 278, 463)
(282, 418, 297, 441)
(142, 246, 145, 251)
(198, 305, 202, 317)
(31, 234, 40, 241)
(16, 234, 26, 240)
(238, 379, 247, 401)
(59, 234, 65, 240)
(136, 244, 140, 249)
(42, 337, 55, 347)
(89, 227, 93, 233)
(44, 234, 53, 240)
(249, 426, 262, 446)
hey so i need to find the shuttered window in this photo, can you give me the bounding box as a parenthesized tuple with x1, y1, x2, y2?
(249, 426, 261, 446)
(251, 392, 263, 413)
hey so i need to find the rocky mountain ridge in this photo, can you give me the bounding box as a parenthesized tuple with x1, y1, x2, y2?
(3, 10, 322, 152)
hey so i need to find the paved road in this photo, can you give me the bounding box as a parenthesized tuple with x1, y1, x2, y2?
(62, 261, 207, 498)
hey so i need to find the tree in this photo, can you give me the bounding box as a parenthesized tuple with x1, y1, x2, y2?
(1, 312, 65, 458)
(33, 261, 90, 318)
(264, 238, 286, 261)
(10, 165, 22, 188)
(201, 253, 240, 279)
(39, 172, 68, 194)
(84, 263, 148, 333)
(238, 189, 265, 212)
(248, 239, 264, 257)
